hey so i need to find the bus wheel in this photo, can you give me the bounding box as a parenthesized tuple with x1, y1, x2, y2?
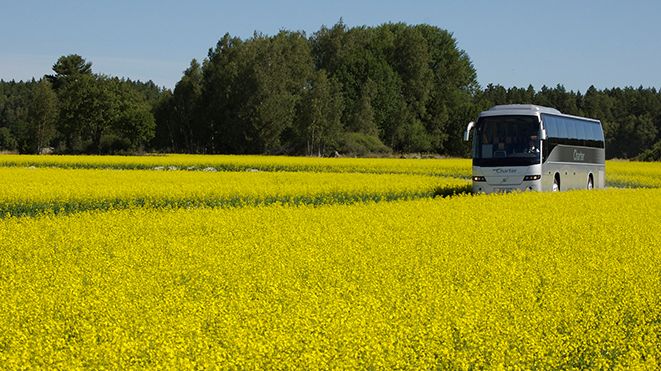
(553, 174, 560, 192)
(587, 174, 594, 190)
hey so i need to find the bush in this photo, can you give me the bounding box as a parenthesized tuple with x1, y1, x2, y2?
(635, 140, 661, 161)
(99, 134, 132, 154)
(337, 132, 392, 157)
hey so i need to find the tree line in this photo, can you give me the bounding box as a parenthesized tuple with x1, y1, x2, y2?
(0, 55, 162, 154)
(1, 21, 660, 159)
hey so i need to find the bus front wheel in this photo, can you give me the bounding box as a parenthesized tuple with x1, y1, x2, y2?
(587, 174, 594, 190)
(553, 174, 560, 192)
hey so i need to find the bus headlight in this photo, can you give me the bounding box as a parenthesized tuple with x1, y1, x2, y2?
(472, 176, 486, 182)
(523, 175, 541, 181)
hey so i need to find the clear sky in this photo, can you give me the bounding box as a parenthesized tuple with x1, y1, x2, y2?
(1, 0, 659, 92)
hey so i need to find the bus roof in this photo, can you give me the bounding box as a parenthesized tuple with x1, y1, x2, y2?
(480, 104, 561, 117)
(479, 104, 601, 124)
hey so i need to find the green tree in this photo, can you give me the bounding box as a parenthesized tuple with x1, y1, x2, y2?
(297, 70, 344, 155)
(110, 82, 156, 152)
(0, 80, 33, 152)
(26, 79, 58, 153)
(393, 26, 432, 115)
(608, 114, 657, 158)
(582, 85, 613, 121)
(350, 79, 378, 136)
(198, 33, 247, 153)
(0, 127, 17, 151)
(152, 90, 176, 151)
(171, 59, 203, 152)
(57, 75, 116, 153)
(415, 24, 477, 155)
(245, 31, 314, 153)
(48, 54, 93, 90)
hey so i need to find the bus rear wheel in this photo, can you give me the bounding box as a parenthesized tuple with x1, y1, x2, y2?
(553, 174, 560, 192)
(587, 174, 594, 190)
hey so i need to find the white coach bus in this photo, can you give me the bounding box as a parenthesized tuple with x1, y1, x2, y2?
(463, 104, 605, 193)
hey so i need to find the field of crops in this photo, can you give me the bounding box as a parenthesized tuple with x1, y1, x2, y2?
(0, 154, 472, 177)
(0, 167, 468, 217)
(0, 155, 659, 369)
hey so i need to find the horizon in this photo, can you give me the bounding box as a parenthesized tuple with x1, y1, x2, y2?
(2, 1, 660, 92)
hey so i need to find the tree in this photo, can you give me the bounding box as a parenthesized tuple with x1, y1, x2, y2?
(415, 24, 478, 155)
(608, 114, 657, 158)
(52, 54, 93, 76)
(0, 127, 17, 151)
(110, 81, 156, 152)
(393, 26, 432, 115)
(297, 70, 344, 155)
(152, 90, 176, 151)
(171, 59, 203, 152)
(350, 79, 378, 136)
(198, 33, 247, 153)
(48, 54, 93, 90)
(0, 80, 33, 152)
(80, 77, 118, 154)
(582, 85, 613, 121)
(26, 79, 58, 153)
(57, 75, 116, 153)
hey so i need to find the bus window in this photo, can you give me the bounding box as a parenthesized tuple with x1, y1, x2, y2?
(545, 116, 559, 137)
(473, 115, 541, 165)
(575, 119, 587, 141)
(566, 118, 577, 139)
(556, 118, 568, 138)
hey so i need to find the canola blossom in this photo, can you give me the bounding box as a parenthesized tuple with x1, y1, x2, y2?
(0, 154, 472, 177)
(606, 160, 661, 188)
(0, 156, 659, 368)
(0, 189, 659, 369)
(0, 167, 469, 217)
(1, 154, 660, 188)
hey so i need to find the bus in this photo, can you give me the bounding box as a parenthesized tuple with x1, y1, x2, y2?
(463, 104, 605, 193)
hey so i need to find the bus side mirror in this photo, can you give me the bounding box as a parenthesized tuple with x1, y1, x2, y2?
(540, 129, 548, 140)
(464, 121, 475, 141)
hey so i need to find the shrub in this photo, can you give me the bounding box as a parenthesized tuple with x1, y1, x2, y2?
(337, 132, 392, 156)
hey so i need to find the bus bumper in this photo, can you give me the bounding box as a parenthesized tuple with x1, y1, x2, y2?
(472, 180, 542, 194)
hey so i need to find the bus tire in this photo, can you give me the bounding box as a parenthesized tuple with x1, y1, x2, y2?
(553, 173, 560, 192)
(587, 174, 594, 190)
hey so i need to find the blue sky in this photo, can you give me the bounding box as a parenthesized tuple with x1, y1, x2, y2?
(1, 0, 659, 92)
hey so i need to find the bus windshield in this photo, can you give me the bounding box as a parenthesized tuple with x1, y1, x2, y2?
(473, 115, 541, 166)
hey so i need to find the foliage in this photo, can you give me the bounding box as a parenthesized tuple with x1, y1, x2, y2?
(149, 22, 479, 155)
(25, 79, 58, 153)
(46, 54, 93, 90)
(337, 132, 391, 156)
(56, 73, 156, 154)
(295, 70, 344, 156)
(636, 140, 661, 161)
(1, 56, 160, 154)
(0, 127, 17, 151)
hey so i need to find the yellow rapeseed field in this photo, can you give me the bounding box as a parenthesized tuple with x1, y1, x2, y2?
(1, 153, 660, 188)
(606, 160, 661, 188)
(0, 188, 659, 369)
(0, 154, 472, 177)
(0, 167, 468, 216)
(0, 156, 659, 368)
